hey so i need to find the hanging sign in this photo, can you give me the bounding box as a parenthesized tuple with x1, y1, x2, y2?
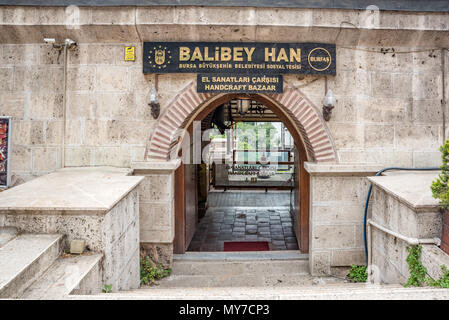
(143, 42, 336, 75)
(0, 117, 11, 188)
(197, 74, 283, 93)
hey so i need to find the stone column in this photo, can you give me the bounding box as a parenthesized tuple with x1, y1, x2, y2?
(132, 160, 180, 268)
(305, 163, 382, 276)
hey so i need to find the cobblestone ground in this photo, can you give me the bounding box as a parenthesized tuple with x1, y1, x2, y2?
(188, 207, 299, 251)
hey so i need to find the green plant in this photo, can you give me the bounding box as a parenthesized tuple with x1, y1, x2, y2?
(431, 140, 449, 209)
(405, 245, 428, 287)
(140, 256, 171, 285)
(102, 284, 112, 293)
(427, 265, 449, 288)
(404, 245, 449, 288)
(348, 265, 368, 282)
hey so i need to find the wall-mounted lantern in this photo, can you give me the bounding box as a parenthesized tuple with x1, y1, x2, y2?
(238, 98, 251, 116)
(148, 85, 160, 119)
(322, 89, 336, 121)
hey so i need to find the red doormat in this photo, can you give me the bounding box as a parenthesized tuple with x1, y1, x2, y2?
(223, 241, 270, 252)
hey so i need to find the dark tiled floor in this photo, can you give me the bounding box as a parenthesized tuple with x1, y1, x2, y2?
(207, 191, 291, 207)
(187, 207, 299, 252)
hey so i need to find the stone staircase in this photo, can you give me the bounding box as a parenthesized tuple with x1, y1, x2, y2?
(83, 251, 449, 300)
(90, 283, 449, 300)
(0, 227, 103, 299)
(152, 253, 317, 288)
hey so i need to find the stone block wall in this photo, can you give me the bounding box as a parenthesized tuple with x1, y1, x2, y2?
(286, 47, 447, 168)
(134, 166, 176, 267)
(0, 188, 140, 291)
(0, 43, 64, 185)
(370, 186, 442, 284)
(0, 41, 193, 185)
(308, 170, 371, 275)
(0, 28, 447, 184)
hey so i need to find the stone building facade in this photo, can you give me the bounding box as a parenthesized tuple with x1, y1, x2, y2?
(0, 3, 448, 275)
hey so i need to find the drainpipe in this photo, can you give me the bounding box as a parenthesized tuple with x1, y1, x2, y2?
(60, 39, 77, 169)
(61, 43, 68, 168)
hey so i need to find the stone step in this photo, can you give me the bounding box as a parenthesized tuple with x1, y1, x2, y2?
(0, 227, 18, 248)
(78, 284, 449, 300)
(0, 233, 63, 298)
(171, 259, 309, 276)
(174, 250, 306, 261)
(21, 253, 103, 299)
(150, 272, 342, 288)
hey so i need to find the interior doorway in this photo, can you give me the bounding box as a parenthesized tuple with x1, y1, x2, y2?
(173, 94, 310, 254)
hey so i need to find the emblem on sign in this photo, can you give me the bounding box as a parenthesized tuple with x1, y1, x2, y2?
(155, 49, 165, 65)
(307, 47, 332, 72)
(148, 45, 172, 69)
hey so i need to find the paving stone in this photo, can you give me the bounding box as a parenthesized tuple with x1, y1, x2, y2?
(285, 237, 297, 243)
(234, 222, 246, 228)
(188, 242, 202, 251)
(186, 202, 299, 252)
(218, 234, 233, 241)
(245, 235, 258, 240)
(283, 228, 294, 233)
(201, 245, 219, 251)
(271, 244, 287, 250)
(258, 232, 271, 238)
(232, 232, 245, 239)
(283, 231, 295, 237)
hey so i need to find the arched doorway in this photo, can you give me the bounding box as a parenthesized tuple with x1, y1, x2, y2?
(145, 81, 338, 255)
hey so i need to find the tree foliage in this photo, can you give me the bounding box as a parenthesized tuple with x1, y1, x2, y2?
(431, 140, 449, 209)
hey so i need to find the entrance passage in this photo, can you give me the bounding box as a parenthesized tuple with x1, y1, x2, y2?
(187, 191, 298, 252)
(175, 96, 306, 254)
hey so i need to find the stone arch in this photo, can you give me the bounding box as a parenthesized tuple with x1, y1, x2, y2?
(145, 80, 338, 163)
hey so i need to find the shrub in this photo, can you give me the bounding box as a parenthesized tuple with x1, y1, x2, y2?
(405, 245, 428, 287)
(431, 140, 449, 209)
(348, 265, 367, 282)
(140, 256, 171, 285)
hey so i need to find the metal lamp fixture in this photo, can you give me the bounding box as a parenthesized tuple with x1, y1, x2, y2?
(238, 98, 251, 115)
(148, 85, 160, 119)
(322, 89, 336, 121)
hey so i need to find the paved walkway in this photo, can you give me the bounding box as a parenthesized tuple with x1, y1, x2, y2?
(207, 191, 291, 207)
(188, 206, 298, 251)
